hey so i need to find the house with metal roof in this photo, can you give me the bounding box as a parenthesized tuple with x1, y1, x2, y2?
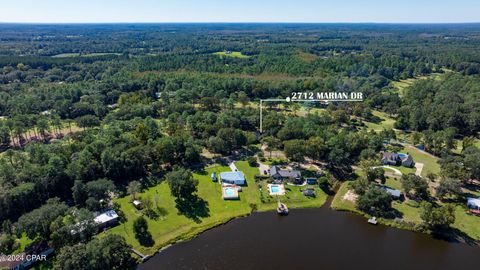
(382, 186, 402, 199)
(220, 171, 246, 186)
(94, 210, 119, 229)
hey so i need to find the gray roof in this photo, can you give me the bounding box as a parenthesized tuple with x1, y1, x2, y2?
(270, 166, 301, 178)
(383, 186, 401, 198)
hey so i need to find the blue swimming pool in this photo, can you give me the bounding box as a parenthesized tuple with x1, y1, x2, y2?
(270, 185, 280, 193)
(398, 153, 408, 158)
(225, 188, 235, 196)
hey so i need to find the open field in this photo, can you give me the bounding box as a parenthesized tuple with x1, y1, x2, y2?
(363, 110, 396, 131)
(213, 51, 251, 58)
(109, 161, 327, 255)
(391, 73, 444, 96)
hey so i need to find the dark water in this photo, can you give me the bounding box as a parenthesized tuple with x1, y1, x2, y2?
(139, 206, 480, 270)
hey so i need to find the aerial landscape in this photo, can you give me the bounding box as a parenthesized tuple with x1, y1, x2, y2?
(0, 1, 479, 270)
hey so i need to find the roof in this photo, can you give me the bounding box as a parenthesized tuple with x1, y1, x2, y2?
(382, 152, 399, 162)
(467, 197, 480, 207)
(270, 166, 301, 178)
(303, 189, 315, 196)
(383, 186, 401, 198)
(94, 210, 119, 224)
(220, 171, 245, 182)
(133, 200, 142, 206)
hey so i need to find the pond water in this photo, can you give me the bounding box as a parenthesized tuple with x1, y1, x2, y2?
(139, 204, 479, 270)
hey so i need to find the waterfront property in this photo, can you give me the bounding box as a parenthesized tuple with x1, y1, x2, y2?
(94, 210, 119, 230)
(381, 151, 415, 168)
(270, 165, 302, 184)
(268, 184, 286, 196)
(220, 171, 246, 186)
(222, 186, 240, 200)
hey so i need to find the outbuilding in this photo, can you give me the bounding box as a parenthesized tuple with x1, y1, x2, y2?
(220, 171, 246, 186)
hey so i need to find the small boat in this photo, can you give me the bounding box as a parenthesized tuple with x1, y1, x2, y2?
(368, 217, 378, 225)
(277, 202, 289, 215)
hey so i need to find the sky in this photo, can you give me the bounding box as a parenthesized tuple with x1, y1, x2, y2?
(0, 0, 479, 23)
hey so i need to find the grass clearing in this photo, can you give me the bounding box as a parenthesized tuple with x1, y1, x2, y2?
(213, 51, 251, 59)
(363, 110, 396, 131)
(297, 51, 318, 63)
(452, 206, 480, 240)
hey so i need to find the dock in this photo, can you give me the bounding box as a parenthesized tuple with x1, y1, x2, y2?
(368, 217, 378, 225)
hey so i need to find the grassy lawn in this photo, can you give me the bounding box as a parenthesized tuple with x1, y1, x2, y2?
(452, 206, 480, 240)
(363, 110, 396, 131)
(108, 164, 252, 254)
(109, 161, 327, 255)
(401, 146, 440, 177)
(391, 73, 443, 97)
(213, 51, 251, 58)
(330, 181, 357, 212)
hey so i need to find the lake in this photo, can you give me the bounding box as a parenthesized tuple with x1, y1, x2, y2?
(139, 205, 479, 270)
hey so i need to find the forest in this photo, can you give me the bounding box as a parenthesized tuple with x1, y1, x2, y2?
(0, 23, 479, 269)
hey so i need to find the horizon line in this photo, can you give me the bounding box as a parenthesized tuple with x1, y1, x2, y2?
(1, 21, 480, 25)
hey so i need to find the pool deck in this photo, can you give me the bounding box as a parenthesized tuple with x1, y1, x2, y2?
(268, 184, 286, 196)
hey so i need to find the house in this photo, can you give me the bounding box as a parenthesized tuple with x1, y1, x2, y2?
(220, 171, 246, 186)
(94, 210, 119, 229)
(382, 186, 402, 199)
(381, 152, 415, 168)
(270, 166, 302, 183)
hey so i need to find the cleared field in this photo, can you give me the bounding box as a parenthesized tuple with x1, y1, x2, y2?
(363, 110, 396, 131)
(213, 51, 251, 58)
(401, 146, 440, 177)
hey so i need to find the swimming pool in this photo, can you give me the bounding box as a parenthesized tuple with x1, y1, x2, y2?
(398, 153, 408, 158)
(268, 184, 285, 195)
(225, 188, 236, 197)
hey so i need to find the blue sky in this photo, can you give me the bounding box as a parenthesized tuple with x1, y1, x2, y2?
(1, 0, 479, 23)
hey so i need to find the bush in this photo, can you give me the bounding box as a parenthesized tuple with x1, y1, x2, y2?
(247, 156, 258, 167)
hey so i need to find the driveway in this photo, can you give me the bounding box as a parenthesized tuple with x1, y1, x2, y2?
(258, 159, 270, 175)
(415, 163, 424, 176)
(373, 166, 402, 176)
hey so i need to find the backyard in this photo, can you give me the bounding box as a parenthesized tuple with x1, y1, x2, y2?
(108, 161, 327, 255)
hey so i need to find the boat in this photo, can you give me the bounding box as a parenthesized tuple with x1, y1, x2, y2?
(277, 201, 289, 215)
(368, 217, 378, 225)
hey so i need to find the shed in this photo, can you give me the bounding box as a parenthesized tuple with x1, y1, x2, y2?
(467, 197, 480, 210)
(220, 171, 246, 186)
(383, 186, 402, 199)
(211, 172, 217, 182)
(133, 200, 142, 209)
(306, 178, 317, 185)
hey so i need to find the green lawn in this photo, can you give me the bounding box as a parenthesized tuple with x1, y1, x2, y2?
(452, 206, 480, 240)
(363, 110, 396, 131)
(109, 161, 327, 255)
(330, 182, 357, 212)
(213, 51, 250, 58)
(401, 146, 440, 177)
